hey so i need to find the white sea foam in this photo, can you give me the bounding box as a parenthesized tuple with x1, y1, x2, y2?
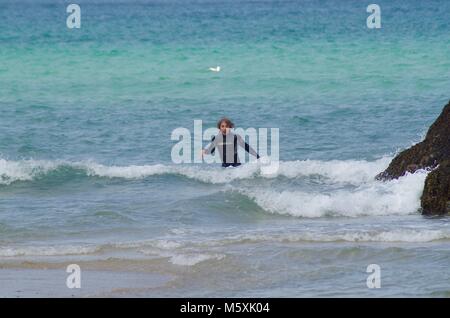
(218, 229, 450, 244)
(0, 157, 392, 185)
(113, 240, 225, 266)
(0, 157, 430, 220)
(84, 163, 171, 179)
(168, 253, 225, 266)
(0, 158, 59, 185)
(0, 239, 185, 258)
(0, 226, 447, 260)
(112, 239, 184, 250)
(235, 170, 429, 217)
(274, 157, 392, 185)
(0, 241, 224, 267)
(0, 245, 100, 257)
(82, 157, 392, 185)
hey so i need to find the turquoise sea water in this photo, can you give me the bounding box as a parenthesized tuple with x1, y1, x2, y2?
(0, 0, 450, 297)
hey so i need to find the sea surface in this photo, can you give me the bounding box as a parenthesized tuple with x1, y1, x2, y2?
(0, 0, 449, 297)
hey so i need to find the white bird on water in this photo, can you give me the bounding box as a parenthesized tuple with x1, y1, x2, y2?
(209, 66, 221, 72)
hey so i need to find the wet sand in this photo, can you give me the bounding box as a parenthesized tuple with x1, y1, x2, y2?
(0, 268, 172, 297)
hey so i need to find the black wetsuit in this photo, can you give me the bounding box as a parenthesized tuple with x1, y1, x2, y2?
(204, 132, 260, 167)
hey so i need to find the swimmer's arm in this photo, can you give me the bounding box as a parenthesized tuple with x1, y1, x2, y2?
(203, 136, 216, 156)
(237, 135, 260, 159)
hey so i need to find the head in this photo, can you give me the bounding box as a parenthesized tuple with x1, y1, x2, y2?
(217, 117, 234, 134)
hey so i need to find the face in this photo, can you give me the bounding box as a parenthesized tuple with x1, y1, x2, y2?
(219, 121, 230, 134)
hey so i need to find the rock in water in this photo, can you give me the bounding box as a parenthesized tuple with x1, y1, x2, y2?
(376, 100, 450, 180)
(376, 100, 450, 215)
(421, 160, 450, 215)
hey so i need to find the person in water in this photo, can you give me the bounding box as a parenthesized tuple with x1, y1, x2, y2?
(202, 117, 260, 167)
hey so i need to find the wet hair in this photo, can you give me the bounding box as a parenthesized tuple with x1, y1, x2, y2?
(217, 117, 235, 129)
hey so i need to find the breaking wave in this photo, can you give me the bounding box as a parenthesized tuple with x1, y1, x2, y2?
(0, 156, 429, 218)
(0, 157, 391, 186)
(1, 228, 448, 260)
(234, 170, 428, 217)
